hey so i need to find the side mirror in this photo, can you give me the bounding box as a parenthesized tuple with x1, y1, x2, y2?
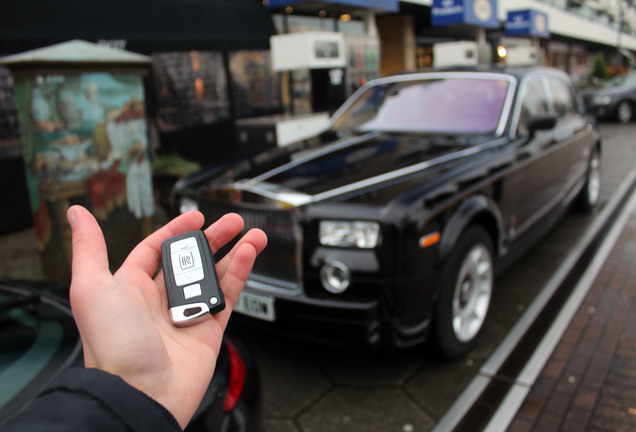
(527, 114, 557, 137)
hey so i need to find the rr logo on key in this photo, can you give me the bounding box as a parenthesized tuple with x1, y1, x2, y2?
(179, 252, 194, 269)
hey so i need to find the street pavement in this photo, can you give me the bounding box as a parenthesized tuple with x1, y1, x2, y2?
(507, 200, 636, 432)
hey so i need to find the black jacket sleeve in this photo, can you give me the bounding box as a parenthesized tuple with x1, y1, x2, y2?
(1, 367, 182, 432)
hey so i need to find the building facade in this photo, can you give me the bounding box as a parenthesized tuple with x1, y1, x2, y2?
(269, 0, 636, 85)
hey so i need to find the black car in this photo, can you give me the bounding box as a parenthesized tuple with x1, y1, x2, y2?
(0, 281, 262, 431)
(583, 71, 636, 123)
(172, 66, 601, 359)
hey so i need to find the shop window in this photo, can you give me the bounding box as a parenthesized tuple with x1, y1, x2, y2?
(416, 46, 433, 69)
(228, 51, 283, 118)
(151, 51, 230, 132)
(272, 13, 364, 35)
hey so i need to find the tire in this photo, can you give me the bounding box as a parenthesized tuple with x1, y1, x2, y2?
(616, 100, 633, 124)
(433, 226, 494, 360)
(574, 147, 601, 213)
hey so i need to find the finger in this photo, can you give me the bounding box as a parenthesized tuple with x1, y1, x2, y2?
(67, 205, 110, 280)
(121, 211, 205, 278)
(67, 206, 111, 304)
(214, 228, 267, 278)
(218, 241, 259, 307)
(203, 213, 244, 254)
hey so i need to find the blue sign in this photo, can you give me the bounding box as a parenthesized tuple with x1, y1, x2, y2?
(506, 9, 550, 38)
(266, 0, 399, 13)
(431, 0, 499, 29)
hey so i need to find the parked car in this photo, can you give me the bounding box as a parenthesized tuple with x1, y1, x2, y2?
(0, 280, 262, 431)
(172, 66, 602, 359)
(583, 71, 636, 123)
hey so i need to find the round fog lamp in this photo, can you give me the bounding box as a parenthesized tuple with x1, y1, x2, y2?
(320, 261, 351, 294)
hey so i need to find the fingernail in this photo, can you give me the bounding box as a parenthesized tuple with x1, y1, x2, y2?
(67, 207, 77, 229)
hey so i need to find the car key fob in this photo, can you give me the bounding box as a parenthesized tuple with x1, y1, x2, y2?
(161, 230, 225, 326)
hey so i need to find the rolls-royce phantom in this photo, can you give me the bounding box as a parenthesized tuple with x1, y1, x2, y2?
(172, 66, 601, 359)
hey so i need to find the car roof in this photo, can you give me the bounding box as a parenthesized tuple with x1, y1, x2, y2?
(384, 65, 568, 81)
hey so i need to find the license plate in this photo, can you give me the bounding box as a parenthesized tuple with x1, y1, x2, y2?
(234, 291, 275, 322)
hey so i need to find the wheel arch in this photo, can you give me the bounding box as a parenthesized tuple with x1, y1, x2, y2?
(436, 194, 505, 266)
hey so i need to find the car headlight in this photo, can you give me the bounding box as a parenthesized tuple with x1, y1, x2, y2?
(592, 95, 612, 106)
(179, 197, 199, 214)
(319, 221, 380, 248)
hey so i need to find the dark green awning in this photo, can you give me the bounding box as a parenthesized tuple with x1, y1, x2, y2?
(0, 0, 276, 55)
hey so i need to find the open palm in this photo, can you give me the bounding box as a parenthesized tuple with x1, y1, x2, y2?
(66, 205, 267, 428)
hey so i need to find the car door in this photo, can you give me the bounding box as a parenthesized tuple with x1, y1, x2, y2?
(544, 75, 593, 199)
(499, 75, 553, 238)
(500, 73, 588, 242)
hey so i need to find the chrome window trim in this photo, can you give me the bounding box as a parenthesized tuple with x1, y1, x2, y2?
(508, 70, 576, 139)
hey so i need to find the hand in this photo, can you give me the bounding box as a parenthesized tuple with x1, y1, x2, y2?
(66, 205, 267, 428)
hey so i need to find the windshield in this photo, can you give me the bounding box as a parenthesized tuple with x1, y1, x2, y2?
(0, 285, 80, 418)
(331, 76, 511, 135)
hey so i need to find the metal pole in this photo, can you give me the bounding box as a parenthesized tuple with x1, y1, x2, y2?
(476, 27, 487, 65)
(617, 0, 623, 73)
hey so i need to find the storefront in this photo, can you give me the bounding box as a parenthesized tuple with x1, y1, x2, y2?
(0, 0, 281, 167)
(267, 0, 398, 113)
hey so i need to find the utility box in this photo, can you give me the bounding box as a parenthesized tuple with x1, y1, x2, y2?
(0, 40, 154, 283)
(506, 46, 539, 66)
(433, 41, 479, 68)
(271, 31, 346, 71)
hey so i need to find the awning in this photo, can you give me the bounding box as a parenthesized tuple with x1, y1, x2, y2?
(0, 40, 151, 67)
(0, 0, 277, 55)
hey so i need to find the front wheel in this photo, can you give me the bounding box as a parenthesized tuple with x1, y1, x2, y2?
(433, 226, 494, 360)
(616, 100, 633, 124)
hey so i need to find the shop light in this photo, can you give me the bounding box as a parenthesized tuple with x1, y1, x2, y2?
(340, 13, 352, 22)
(497, 46, 507, 58)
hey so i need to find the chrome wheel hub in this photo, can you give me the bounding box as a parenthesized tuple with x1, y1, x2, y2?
(452, 244, 493, 343)
(587, 154, 601, 206)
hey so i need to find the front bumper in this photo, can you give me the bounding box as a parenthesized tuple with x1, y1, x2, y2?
(586, 103, 616, 120)
(235, 288, 382, 345)
(231, 281, 433, 349)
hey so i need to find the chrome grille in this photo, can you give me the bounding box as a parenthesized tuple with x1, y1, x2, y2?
(197, 198, 302, 294)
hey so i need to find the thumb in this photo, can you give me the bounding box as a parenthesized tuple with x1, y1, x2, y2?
(67, 205, 111, 293)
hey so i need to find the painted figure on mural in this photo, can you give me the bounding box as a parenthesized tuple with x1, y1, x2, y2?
(14, 72, 155, 281)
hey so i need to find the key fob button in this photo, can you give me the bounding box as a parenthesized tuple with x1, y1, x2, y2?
(183, 284, 202, 299)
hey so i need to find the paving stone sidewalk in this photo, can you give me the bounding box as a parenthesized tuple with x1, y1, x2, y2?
(508, 210, 636, 432)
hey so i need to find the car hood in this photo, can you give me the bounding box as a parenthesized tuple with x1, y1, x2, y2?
(586, 85, 633, 98)
(199, 131, 495, 206)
